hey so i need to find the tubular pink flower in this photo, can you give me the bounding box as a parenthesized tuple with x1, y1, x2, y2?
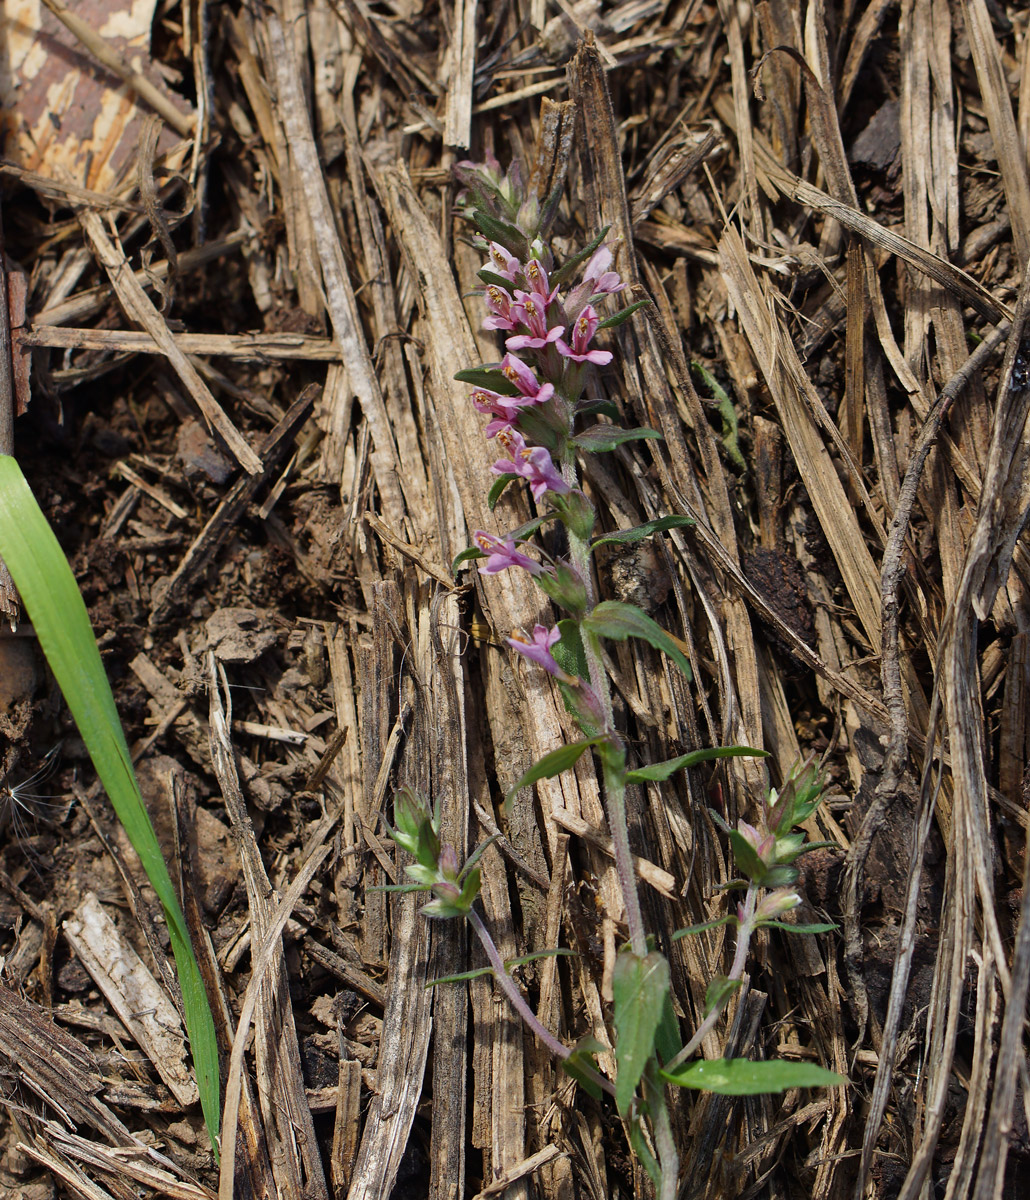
(488, 242, 521, 281)
(581, 246, 625, 296)
(471, 387, 531, 432)
(524, 255, 552, 298)
(493, 429, 570, 502)
(556, 304, 612, 365)
(506, 290, 565, 351)
(474, 531, 543, 576)
(501, 353, 554, 403)
(483, 284, 517, 332)
(507, 623, 565, 676)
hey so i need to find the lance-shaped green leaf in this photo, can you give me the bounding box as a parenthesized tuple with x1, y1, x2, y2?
(561, 1036, 607, 1101)
(550, 225, 611, 289)
(454, 366, 520, 394)
(581, 600, 692, 681)
(760, 920, 839, 934)
(597, 299, 649, 329)
(571, 426, 662, 454)
(0, 456, 220, 1151)
(672, 914, 739, 940)
(612, 950, 670, 1115)
(488, 474, 518, 510)
(477, 268, 518, 290)
(505, 738, 605, 804)
(661, 1057, 846, 1095)
(625, 743, 768, 784)
(470, 211, 529, 260)
(590, 514, 695, 551)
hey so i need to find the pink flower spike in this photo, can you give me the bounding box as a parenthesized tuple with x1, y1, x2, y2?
(556, 304, 613, 365)
(506, 290, 565, 351)
(507, 624, 565, 676)
(488, 242, 521, 282)
(474, 531, 543, 576)
(502, 353, 554, 403)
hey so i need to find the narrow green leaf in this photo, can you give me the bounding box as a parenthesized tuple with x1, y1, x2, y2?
(451, 546, 485, 574)
(596, 299, 649, 329)
(590, 514, 695, 551)
(552, 619, 588, 680)
(760, 920, 839, 934)
(704, 975, 742, 1017)
(550, 225, 611, 289)
(509, 515, 551, 541)
(661, 1057, 846, 1095)
(654, 989, 681, 1066)
(672, 915, 738, 940)
(727, 829, 767, 881)
(505, 739, 603, 804)
(477, 268, 516, 290)
(454, 365, 519, 395)
(471, 211, 530, 259)
(571, 426, 662, 454)
(0, 456, 220, 1151)
(581, 600, 692, 681)
(561, 1035, 607, 1100)
(625, 744, 768, 784)
(628, 1119, 662, 1189)
(426, 966, 495, 988)
(575, 399, 621, 421)
(488, 474, 518, 510)
(612, 950, 670, 1116)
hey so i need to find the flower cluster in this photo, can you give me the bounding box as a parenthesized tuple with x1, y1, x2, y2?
(456, 164, 629, 677)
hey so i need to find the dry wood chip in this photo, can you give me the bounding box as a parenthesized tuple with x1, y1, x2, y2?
(63, 893, 198, 1108)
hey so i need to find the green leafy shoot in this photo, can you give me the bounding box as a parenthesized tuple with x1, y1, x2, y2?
(691, 361, 746, 472)
(0, 456, 221, 1152)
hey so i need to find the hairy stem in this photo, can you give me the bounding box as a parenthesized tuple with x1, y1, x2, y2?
(643, 1062, 680, 1200)
(668, 882, 760, 1069)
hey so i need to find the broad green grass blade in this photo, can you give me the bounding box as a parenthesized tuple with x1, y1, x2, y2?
(0, 456, 221, 1152)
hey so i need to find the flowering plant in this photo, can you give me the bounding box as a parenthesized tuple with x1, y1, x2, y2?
(384, 149, 844, 1198)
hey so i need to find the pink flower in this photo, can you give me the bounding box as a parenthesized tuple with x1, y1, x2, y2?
(474, 531, 543, 576)
(501, 353, 554, 403)
(581, 246, 625, 296)
(507, 624, 564, 676)
(471, 387, 530, 433)
(488, 242, 521, 282)
(524, 255, 551, 298)
(483, 284, 517, 332)
(556, 305, 612, 365)
(493, 429, 570, 502)
(506, 290, 565, 351)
